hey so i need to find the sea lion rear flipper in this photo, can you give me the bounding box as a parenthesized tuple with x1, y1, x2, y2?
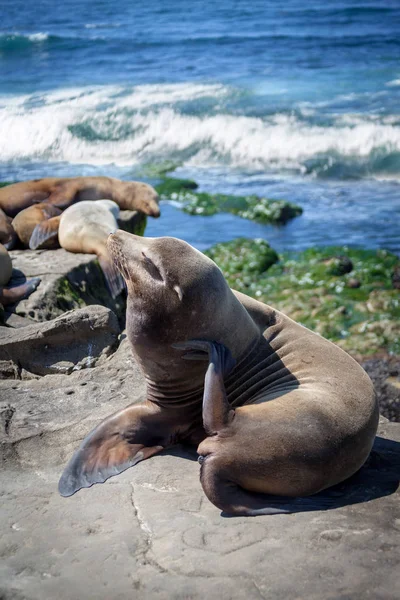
(58, 404, 164, 497)
(29, 216, 61, 250)
(98, 253, 125, 299)
(0, 277, 41, 305)
(199, 466, 341, 516)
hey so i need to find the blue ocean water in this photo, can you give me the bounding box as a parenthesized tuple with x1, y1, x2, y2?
(1, 0, 399, 252)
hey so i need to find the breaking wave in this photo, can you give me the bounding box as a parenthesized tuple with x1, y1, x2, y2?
(1, 83, 400, 180)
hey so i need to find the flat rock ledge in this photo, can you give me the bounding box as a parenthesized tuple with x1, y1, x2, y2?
(0, 308, 399, 600)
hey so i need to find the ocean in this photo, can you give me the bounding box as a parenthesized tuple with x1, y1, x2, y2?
(1, 0, 399, 252)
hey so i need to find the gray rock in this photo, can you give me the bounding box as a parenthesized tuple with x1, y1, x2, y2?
(0, 308, 399, 599)
(0, 305, 120, 377)
(362, 357, 400, 422)
(5, 210, 145, 325)
(7, 248, 127, 324)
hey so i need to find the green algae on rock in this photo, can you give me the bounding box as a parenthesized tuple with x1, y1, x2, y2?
(205, 240, 400, 358)
(155, 177, 302, 225)
(155, 177, 198, 197)
(205, 238, 279, 282)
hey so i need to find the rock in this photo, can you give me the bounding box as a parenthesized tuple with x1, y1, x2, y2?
(118, 210, 146, 236)
(6, 249, 126, 324)
(362, 357, 400, 422)
(391, 264, 400, 289)
(205, 238, 279, 280)
(0, 305, 120, 377)
(0, 308, 399, 599)
(325, 255, 353, 276)
(155, 177, 303, 225)
(4, 209, 145, 325)
(347, 277, 361, 288)
(2, 311, 35, 328)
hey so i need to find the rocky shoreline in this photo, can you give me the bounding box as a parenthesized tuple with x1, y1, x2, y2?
(0, 176, 399, 599)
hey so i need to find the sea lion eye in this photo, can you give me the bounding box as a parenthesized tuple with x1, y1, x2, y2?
(141, 251, 163, 282)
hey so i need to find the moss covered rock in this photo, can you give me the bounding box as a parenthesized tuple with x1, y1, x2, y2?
(155, 177, 198, 196)
(205, 241, 400, 358)
(156, 177, 302, 225)
(205, 238, 279, 285)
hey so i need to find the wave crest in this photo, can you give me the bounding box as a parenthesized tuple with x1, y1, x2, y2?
(1, 84, 400, 179)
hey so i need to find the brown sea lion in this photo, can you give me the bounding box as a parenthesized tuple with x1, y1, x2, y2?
(0, 243, 40, 305)
(0, 176, 160, 218)
(57, 200, 123, 298)
(58, 231, 378, 516)
(0, 208, 17, 249)
(12, 203, 62, 249)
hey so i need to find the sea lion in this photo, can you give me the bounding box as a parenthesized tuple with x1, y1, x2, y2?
(0, 208, 17, 249)
(0, 176, 160, 218)
(57, 200, 124, 298)
(12, 203, 62, 249)
(0, 243, 40, 305)
(59, 231, 378, 516)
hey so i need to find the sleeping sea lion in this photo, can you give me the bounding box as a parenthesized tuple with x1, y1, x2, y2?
(56, 200, 124, 298)
(0, 176, 160, 218)
(0, 243, 40, 305)
(58, 231, 378, 516)
(12, 203, 62, 249)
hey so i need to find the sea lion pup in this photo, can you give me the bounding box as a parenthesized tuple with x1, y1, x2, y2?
(0, 208, 17, 249)
(0, 176, 160, 218)
(0, 243, 40, 305)
(56, 200, 124, 299)
(59, 231, 378, 516)
(12, 203, 62, 249)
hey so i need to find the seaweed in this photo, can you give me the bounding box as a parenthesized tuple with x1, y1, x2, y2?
(205, 240, 400, 357)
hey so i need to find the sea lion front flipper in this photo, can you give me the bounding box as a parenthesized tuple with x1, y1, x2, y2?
(98, 253, 125, 299)
(173, 340, 236, 433)
(29, 216, 61, 250)
(59, 403, 165, 497)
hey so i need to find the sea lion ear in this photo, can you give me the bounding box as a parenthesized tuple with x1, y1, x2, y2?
(173, 284, 183, 301)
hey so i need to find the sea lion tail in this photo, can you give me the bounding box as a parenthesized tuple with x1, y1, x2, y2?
(98, 252, 125, 299)
(29, 216, 61, 250)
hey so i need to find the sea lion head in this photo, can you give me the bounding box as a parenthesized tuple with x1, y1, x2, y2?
(108, 230, 258, 370)
(123, 182, 160, 218)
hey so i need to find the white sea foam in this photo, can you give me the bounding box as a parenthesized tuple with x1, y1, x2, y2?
(27, 32, 49, 42)
(0, 31, 49, 43)
(386, 79, 400, 87)
(84, 23, 121, 29)
(0, 84, 399, 173)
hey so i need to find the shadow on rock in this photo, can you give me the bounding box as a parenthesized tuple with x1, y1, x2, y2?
(220, 436, 400, 517)
(158, 437, 400, 517)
